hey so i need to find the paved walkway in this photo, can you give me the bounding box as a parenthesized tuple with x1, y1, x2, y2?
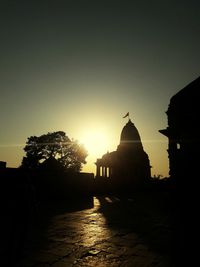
(16, 193, 177, 267)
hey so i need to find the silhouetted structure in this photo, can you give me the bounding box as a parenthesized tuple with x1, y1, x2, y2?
(0, 166, 37, 266)
(159, 77, 200, 184)
(0, 161, 6, 168)
(95, 119, 151, 191)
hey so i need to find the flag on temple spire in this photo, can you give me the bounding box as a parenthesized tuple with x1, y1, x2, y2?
(123, 112, 129, 118)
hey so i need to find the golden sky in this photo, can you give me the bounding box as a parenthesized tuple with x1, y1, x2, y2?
(1, 1, 200, 177)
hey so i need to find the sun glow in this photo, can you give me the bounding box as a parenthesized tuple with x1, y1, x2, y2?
(79, 126, 114, 174)
(80, 129, 110, 158)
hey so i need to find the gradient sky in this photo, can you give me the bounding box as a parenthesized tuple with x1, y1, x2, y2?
(0, 0, 200, 177)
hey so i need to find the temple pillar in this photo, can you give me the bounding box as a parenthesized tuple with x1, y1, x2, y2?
(105, 167, 108, 178)
(103, 166, 108, 178)
(108, 167, 111, 178)
(96, 164, 100, 177)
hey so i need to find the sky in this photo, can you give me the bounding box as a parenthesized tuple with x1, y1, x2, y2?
(0, 0, 200, 177)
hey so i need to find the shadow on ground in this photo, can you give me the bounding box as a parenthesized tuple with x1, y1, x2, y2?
(96, 191, 179, 264)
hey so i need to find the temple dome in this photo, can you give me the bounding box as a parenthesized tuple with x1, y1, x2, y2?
(118, 119, 143, 151)
(120, 119, 141, 142)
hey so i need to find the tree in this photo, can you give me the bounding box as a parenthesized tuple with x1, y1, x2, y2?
(21, 131, 87, 172)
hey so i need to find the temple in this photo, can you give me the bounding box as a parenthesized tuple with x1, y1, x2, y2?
(95, 118, 151, 190)
(159, 76, 200, 183)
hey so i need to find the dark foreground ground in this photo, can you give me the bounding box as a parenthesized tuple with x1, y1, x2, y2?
(3, 191, 179, 267)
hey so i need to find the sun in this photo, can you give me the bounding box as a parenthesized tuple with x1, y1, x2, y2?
(80, 129, 109, 158)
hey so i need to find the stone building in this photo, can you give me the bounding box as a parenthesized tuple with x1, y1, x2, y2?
(159, 76, 200, 182)
(95, 119, 151, 190)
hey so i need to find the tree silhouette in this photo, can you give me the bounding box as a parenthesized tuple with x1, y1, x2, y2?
(21, 131, 87, 172)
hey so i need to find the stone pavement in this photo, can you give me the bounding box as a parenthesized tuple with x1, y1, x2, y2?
(16, 193, 178, 267)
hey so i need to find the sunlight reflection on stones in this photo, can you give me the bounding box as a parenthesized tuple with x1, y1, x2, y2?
(79, 197, 112, 247)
